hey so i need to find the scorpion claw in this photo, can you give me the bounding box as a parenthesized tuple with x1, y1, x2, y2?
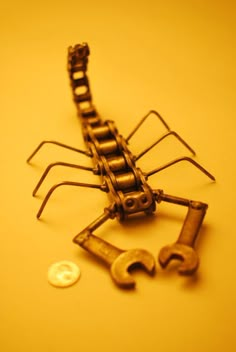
(111, 249, 156, 288)
(158, 243, 199, 275)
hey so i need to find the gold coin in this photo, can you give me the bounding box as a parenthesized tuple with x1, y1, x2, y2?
(48, 260, 81, 288)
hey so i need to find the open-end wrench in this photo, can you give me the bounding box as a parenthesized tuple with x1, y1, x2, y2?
(158, 201, 208, 275)
(73, 230, 156, 289)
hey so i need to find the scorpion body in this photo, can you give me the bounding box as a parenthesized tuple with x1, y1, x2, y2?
(28, 43, 215, 288)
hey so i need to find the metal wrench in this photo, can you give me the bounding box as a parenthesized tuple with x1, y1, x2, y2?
(158, 201, 208, 275)
(74, 228, 156, 289)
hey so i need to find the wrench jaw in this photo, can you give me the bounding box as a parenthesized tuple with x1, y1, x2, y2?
(111, 249, 156, 289)
(158, 243, 199, 275)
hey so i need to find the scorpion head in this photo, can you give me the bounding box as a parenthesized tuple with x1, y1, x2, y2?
(119, 188, 156, 219)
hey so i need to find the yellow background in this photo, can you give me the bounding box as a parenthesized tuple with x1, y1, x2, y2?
(1, 1, 235, 351)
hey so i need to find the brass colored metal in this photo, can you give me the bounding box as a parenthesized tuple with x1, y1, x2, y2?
(95, 139, 118, 155)
(106, 155, 127, 172)
(27, 140, 92, 163)
(27, 43, 215, 288)
(73, 207, 155, 288)
(157, 196, 208, 275)
(146, 156, 215, 180)
(32, 162, 95, 196)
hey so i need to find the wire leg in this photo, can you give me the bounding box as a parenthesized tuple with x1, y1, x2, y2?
(27, 140, 92, 163)
(32, 162, 95, 196)
(145, 157, 215, 181)
(126, 110, 170, 142)
(37, 181, 107, 219)
(135, 131, 196, 161)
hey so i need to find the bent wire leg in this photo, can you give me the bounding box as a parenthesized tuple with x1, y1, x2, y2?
(135, 131, 196, 161)
(154, 190, 208, 274)
(37, 181, 107, 219)
(126, 110, 170, 142)
(145, 156, 215, 181)
(32, 161, 96, 196)
(27, 140, 92, 163)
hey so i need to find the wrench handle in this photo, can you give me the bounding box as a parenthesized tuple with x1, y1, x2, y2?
(178, 201, 208, 246)
(73, 204, 120, 266)
(74, 231, 123, 266)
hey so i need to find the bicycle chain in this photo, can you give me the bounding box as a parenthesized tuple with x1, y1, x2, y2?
(68, 43, 156, 220)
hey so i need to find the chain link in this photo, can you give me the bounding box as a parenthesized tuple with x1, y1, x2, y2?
(67, 43, 156, 220)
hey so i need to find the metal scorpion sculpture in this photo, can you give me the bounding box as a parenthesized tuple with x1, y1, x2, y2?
(27, 43, 215, 288)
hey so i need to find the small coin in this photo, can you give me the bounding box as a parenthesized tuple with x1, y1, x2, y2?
(48, 260, 81, 288)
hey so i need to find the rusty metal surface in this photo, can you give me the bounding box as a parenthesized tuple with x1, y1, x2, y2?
(27, 43, 215, 288)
